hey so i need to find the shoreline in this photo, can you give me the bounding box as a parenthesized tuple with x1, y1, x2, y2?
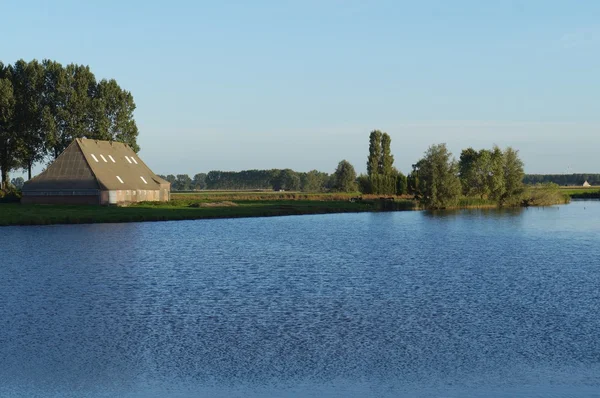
(0, 197, 577, 227)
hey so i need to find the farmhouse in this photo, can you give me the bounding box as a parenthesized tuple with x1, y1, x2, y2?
(22, 138, 170, 205)
(583, 180, 591, 187)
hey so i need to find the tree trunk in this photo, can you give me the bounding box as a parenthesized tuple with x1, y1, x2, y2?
(1, 146, 7, 190)
(1, 167, 7, 190)
(28, 160, 32, 180)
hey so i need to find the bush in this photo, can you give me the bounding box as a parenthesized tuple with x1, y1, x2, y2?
(0, 185, 22, 203)
(521, 183, 570, 206)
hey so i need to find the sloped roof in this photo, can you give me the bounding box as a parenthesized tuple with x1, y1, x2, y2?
(24, 138, 169, 192)
(22, 141, 99, 191)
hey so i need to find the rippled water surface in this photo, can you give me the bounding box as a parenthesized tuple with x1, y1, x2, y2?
(1, 201, 600, 397)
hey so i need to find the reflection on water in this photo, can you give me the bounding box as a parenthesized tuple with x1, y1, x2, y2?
(1, 201, 599, 397)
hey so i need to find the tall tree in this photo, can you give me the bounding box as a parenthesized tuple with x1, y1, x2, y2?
(381, 132, 394, 175)
(458, 147, 479, 195)
(488, 146, 505, 201)
(91, 79, 139, 151)
(333, 160, 358, 192)
(416, 143, 461, 209)
(192, 173, 207, 190)
(0, 64, 16, 189)
(175, 174, 192, 191)
(396, 170, 407, 195)
(11, 60, 46, 179)
(500, 147, 525, 205)
(367, 130, 396, 195)
(301, 170, 329, 192)
(367, 130, 382, 178)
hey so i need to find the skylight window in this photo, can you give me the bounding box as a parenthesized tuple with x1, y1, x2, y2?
(100, 155, 108, 162)
(91, 154, 99, 162)
(125, 156, 132, 164)
(140, 176, 148, 184)
(108, 155, 116, 163)
(131, 157, 138, 164)
(116, 176, 124, 184)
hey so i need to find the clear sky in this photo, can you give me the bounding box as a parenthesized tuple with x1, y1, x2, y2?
(3, 0, 600, 176)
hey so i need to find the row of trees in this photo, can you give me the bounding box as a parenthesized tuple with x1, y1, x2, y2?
(408, 144, 525, 208)
(0, 59, 139, 188)
(159, 131, 525, 209)
(158, 162, 358, 192)
(523, 174, 600, 186)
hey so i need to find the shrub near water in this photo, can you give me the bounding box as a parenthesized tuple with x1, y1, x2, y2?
(521, 183, 570, 206)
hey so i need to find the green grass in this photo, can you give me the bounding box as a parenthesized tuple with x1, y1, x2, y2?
(0, 198, 398, 227)
(2, 186, 583, 227)
(558, 186, 600, 199)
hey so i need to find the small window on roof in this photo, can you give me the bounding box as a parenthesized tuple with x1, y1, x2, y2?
(116, 176, 124, 184)
(108, 155, 116, 163)
(91, 154, 99, 162)
(140, 176, 148, 184)
(100, 154, 108, 162)
(125, 156, 132, 164)
(131, 157, 138, 164)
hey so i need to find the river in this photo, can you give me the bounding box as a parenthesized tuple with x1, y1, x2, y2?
(1, 201, 599, 397)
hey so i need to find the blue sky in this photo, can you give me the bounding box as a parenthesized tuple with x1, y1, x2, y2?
(3, 0, 600, 176)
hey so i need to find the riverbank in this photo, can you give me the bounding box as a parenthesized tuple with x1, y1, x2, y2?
(0, 199, 413, 227)
(0, 187, 584, 227)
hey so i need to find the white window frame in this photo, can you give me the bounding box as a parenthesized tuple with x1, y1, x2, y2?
(140, 176, 148, 184)
(108, 155, 116, 163)
(100, 154, 108, 162)
(125, 156, 132, 164)
(116, 176, 124, 184)
(90, 154, 99, 162)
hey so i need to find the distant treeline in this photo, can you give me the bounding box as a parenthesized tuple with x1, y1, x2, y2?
(159, 169, 335, 192)
(523, 174, 600, 186)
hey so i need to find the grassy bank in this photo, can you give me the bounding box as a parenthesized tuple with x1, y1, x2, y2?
(558, 186, 600, 199)
(0, 197, 418, 227)
(1, 187, 579, 227)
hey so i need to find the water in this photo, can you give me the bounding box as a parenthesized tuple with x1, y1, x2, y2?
(1, 201, 599, 397)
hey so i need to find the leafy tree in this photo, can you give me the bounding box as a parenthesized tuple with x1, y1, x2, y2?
(357, 173, 371, 194)
(43, 62, 98, 158)
(272, 169, 300, 191)
(487, 146, 505, 201)
(174, 174, 192, 191)
(470, 149, 492, 199)
(192, 173, 207, 190)
(11, 60, 46, 179)
(10, 176, 24, 190)
(91, 79, 139, 151)
(367, 130, 382, 178)
(0, 65, 16, 189)
(500, 147, 524, 205)
(301, 170, 329, 192)
(366, 130, 396, 194)
(396, 171, 407, 195)
(164, 174, 177, 187)
(332, 160, 358, 192)
(458, 147, 479, 195)
(416, 143, 461, 208)
(381, 132, 394, 175)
